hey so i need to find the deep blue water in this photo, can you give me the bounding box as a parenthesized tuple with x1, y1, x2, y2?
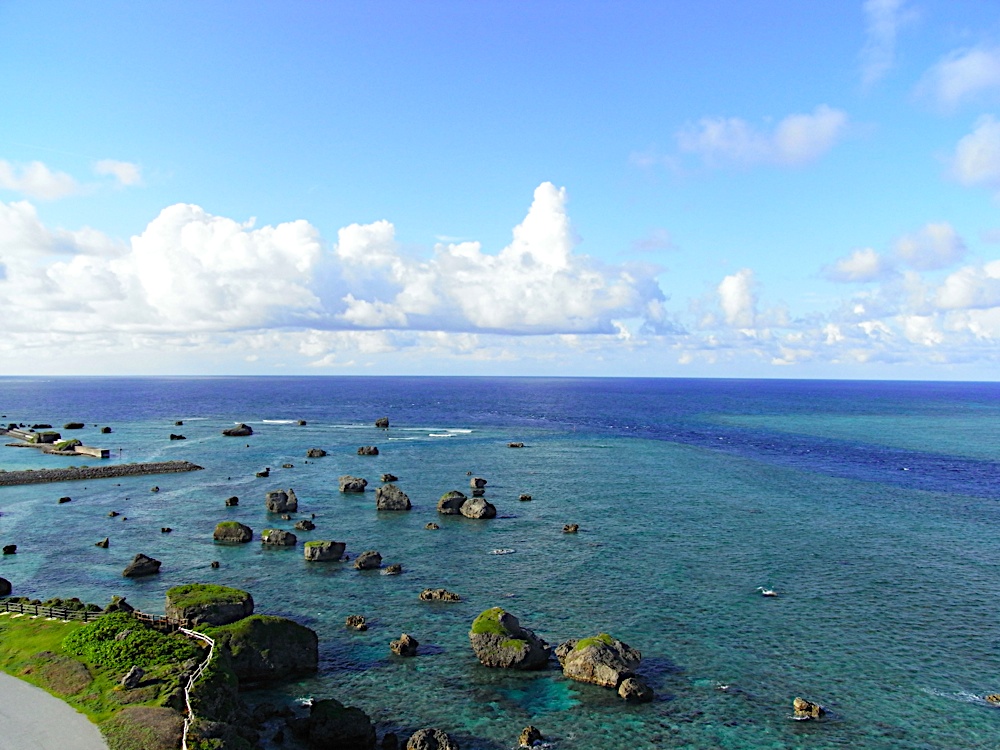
(2, 376, 1000, 749)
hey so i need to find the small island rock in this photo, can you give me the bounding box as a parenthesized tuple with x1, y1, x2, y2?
(618, 676, 655, 702)
(376, 484, 411, 511)
(354, 550, 382, 570)
(304, 541, 346, 562)
(375, 417, 389, 428)
(345, 614, 367, 631)
(793, 697, 825, 719)
(518, 726, 543, 747)
(381, 473, 398, 482)
(557, 633, 641, 689)
(436, 491, 467, 515)
(261, 529, 297, 546)
(460, 497, 496, 519)
(390, 633, 418, 657)
(214, 521, 253, 544)
(339, 475, 368, 493)
(165, 583, 254, 626)
(265, 488, 298, 513)
(357, 446, 379, 456)
(222, 423, 253, 437)
(306, 698, 375, 750)
(420, 588, 461, 602)
(469, 607, 549, 670)
(306, 448, 327, 458)
(123, 553, 161, 578)
(406, 728, 459, 750)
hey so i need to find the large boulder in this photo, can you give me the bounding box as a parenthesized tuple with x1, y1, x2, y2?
(436, 491, 467, 515)
(339, 475, 368, 493)
(793, 697, 825, 719)
(375, 484, 411, 511)
(354, 550, 382, 570)
(357, 446, 379, 456)
(213, 521, 252, 543)
(261, 529, 297, 546)
(390, 633, 419, 657)
(307, 698, 375, 750)
(123, 553, 161, 578)
(306, 448, 327, 458)
(469, 607, 549, 670)
(222, 423, 253, 437)
(303, 541, 346, 562)
(460, 497, 496, 519)
(165, 584, 254, 627)
(209, 615, 318, 685)
(265, 489, 298, 513)
(618, 676, 654, 703)
(407, 728, 459, 750)
(0, 577, 11, 596)
(375, 417, 389, 428)
(557, 634, 641, 689)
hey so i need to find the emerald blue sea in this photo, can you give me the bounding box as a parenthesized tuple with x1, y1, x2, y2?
(1, 376, 1000, 749)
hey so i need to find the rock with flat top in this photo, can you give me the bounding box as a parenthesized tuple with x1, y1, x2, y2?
(304, 541, 346, 561)
(222, 423, 253, 437)
(557, 633, 641, 689)
(339, 475, 368, 493)
(436, 491, 466, 515)
(354, 550, 382, 570)
(265, 488, 298, 513)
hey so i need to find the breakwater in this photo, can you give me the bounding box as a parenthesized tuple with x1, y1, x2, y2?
(0, 461, 203, 486)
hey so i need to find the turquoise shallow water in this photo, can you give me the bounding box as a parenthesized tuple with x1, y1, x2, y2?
(1, 377, 1000, 749)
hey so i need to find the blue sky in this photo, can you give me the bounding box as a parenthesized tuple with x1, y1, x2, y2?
(3, 1, 1000, 378)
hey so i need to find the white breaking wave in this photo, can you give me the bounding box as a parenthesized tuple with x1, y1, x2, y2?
(262, 419, 297, 424)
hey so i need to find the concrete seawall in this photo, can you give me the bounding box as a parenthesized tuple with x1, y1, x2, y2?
(0, 461, 203, 486)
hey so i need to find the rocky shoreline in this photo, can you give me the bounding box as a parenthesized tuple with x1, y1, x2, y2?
(0, 460, 203, 486)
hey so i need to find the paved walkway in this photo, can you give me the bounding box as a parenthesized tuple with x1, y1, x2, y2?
(0, 671, 108, 750)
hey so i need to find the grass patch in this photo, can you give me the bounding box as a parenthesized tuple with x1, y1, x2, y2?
(574, 633, 615, 651)
(165, 583, 249, 610)
(500, 638, 527, 651)
(471, 607, 507, 636)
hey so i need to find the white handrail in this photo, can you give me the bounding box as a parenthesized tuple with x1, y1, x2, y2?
(178, 627, 216, 750)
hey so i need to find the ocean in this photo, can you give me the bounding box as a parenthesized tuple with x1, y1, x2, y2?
(1, 376, 999, 749)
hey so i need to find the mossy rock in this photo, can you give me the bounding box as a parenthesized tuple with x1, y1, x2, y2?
(213, 521, 252, 544)
(53, 439, 83, 451)
(165, 584, 254, 627)
(206, 614, 318, 685)
(574, 633, 615, 651)
(469, 607, 549, 669)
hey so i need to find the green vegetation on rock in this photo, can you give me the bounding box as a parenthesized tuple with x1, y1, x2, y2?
(500, 638, 527, 651)
(166, 584, 249, 610)
(53, 439, 83, 451)
(63, 612, 198, 673)
(574, 632, 616, 651)
(471, 607, 507, 635)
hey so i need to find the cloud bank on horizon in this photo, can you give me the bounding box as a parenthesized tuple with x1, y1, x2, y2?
(2, 1, 1000, 378)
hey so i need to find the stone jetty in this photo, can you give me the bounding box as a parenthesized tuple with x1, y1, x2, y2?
(0, 460, 203, 486)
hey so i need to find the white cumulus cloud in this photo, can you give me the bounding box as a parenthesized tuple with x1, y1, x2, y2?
(935, 261, 1000, 310)
(94, 159, 142, 187)
(950, 115, 1000, 190)
(0, 160, 79, 200)
(677, 105, 849, 168)
(718, 268, 757, 327)
(894, 222, 966, 270)
(919, 46, 1000, 110)
(824, 247, 890, 282)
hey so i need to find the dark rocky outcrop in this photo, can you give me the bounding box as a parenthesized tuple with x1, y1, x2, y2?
(469, 607, 549, 670)
(58, 496, 72, 504)
(0, 576, 11, 596)
(214, 521, 253, 543)
(508, 442, 524, 448)
(225, 496, 239, 507)
(419, 588, 460, 602)
(563, 524, 579, 533)
(166, 584, 254, 627)
(425, 522, 439, 530)
(101, 426, 113, 434)
(169, 433, 186, 440)
(297, 419, 307, 426)
(222, 423, 253, 437)
(381, 473, 398, 482)
(123, 553, 161, 578)
(556, 633, 641, 689)
(375, 417, 389, 428)
(339, 475, 368, 493)
(406, 728, 459, 750)
(261, 529, 297, 546)
(304, 541, 346, 562)
(294, 519, 316, 531)
(518, 726, 543, 747)
(104, 595, 134, 613)
(383, 563, 403, 575)
(63, 422, 85, 430)
(306, 448, 327, 458)
(305, 698, 376, 750)
(209, 615, 318, 685)
(345, 614, 367, 631)
(2, 545, 15, 555)
(519, 494, 532, 501)
(354, 550, 382, 570)
(469, 477, 487, 490)
(121, 665, 145, 689)
(618, 676, 654, 702)
(436, 490, 467, 515)
(376, 484, 411, 511)
(357, 446, 379, 456)
(460, 497, 496, 519)
(265, 488, 298, 513)
(390, 633, 418, 657)
(793, 697, 825, 719)
(95, 537, 110, 548)
(256, 469, 270, 478)
(174, 421, 183, 426)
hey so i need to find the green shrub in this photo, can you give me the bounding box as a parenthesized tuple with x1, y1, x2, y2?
(165, 584, 249, 610)
(63, 613, 198, 673)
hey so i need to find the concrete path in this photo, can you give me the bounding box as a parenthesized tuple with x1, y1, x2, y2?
(0, 671, 108, 750)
